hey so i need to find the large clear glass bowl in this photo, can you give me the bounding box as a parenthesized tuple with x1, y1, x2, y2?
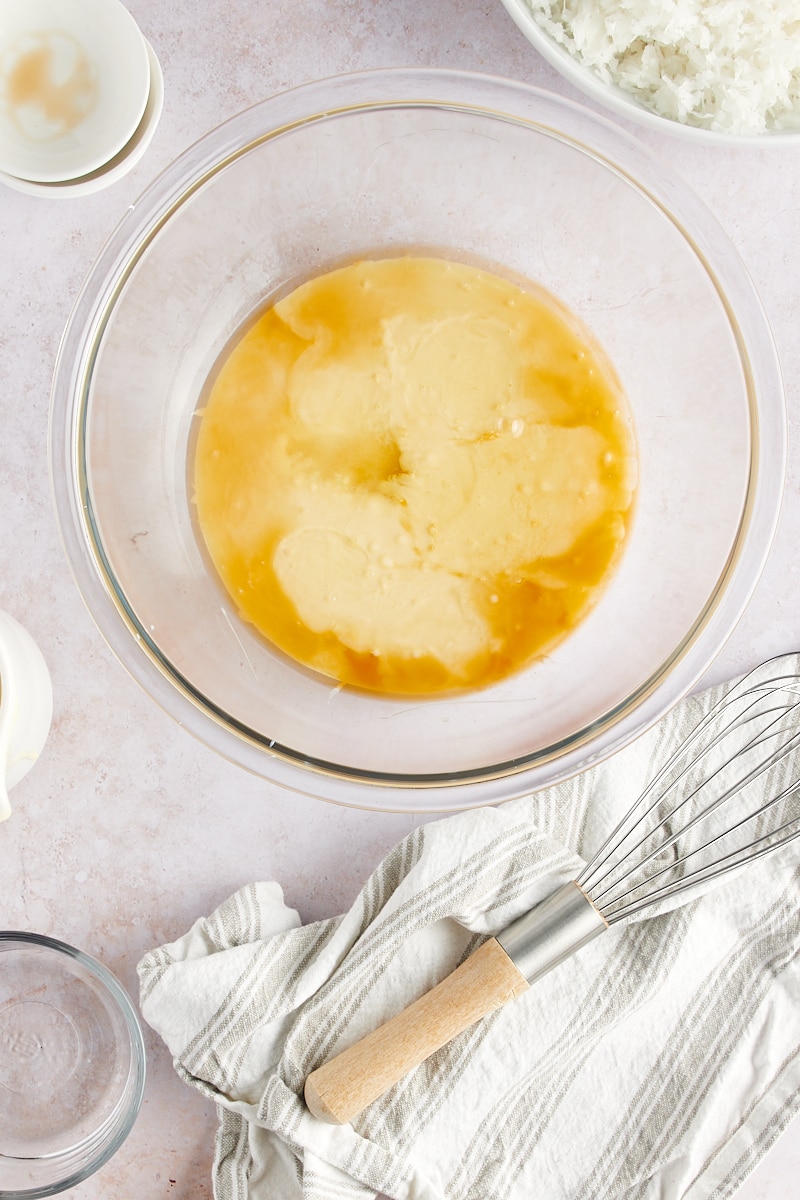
(49, 69, 786, 811)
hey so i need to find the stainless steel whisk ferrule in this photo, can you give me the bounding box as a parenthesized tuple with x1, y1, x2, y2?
(496, 881, 607, 983)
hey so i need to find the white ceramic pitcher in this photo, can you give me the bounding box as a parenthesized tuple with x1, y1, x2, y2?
(0, 610, 53, 820)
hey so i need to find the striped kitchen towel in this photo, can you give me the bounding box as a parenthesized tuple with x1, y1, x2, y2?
(138, 656, 800, 1200)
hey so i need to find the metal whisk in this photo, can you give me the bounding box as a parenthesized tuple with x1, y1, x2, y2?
(304, 661, 800, 1125)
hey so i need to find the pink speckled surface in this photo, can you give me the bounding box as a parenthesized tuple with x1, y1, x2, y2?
(1, 2, 799, 1197)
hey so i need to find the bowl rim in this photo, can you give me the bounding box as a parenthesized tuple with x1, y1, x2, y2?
(500, 0, 800, 147)
(48, 67, 787, 812)
(0, 930, 146, 1197)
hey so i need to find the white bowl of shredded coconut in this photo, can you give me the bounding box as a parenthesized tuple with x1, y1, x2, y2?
(502, 0, 800, 141)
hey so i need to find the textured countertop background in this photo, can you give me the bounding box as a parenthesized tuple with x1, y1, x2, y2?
(1, 2, 798, 1196)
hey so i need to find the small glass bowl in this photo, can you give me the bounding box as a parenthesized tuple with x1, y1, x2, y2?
(0, 932, 145, 1198)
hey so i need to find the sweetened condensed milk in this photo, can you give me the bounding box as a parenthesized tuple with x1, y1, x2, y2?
(194, 256, 637, 695)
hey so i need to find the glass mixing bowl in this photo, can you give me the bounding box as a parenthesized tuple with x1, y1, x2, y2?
(49, 69, 786, 811)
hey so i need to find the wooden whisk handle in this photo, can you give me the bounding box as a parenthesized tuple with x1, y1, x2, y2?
(303, 936, 528, 1125)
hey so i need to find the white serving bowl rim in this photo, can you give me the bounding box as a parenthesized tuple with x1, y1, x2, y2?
(501, 0, 800, 147)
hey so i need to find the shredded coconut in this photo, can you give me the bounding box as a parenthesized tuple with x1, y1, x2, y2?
(526, 0, 800, 134)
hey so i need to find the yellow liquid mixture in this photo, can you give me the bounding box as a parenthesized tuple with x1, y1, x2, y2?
(194, 256, 637, 695)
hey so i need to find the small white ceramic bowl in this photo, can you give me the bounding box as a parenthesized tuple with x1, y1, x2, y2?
(501, 0, 800, 146)
(0, 0, 150, 183)
(0, 37, 163, 198)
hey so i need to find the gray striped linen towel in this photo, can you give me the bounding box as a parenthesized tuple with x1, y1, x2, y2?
(138, 655, 800, 1200)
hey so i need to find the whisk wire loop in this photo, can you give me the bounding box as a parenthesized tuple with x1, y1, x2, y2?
(576, 667, 800, 924)
(578, 683, 767, 894)
(594, 778, 800, 920)
(587, 720, 800, 910)
(605, 805, 800, 920)
(580, 686, 780, 895)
